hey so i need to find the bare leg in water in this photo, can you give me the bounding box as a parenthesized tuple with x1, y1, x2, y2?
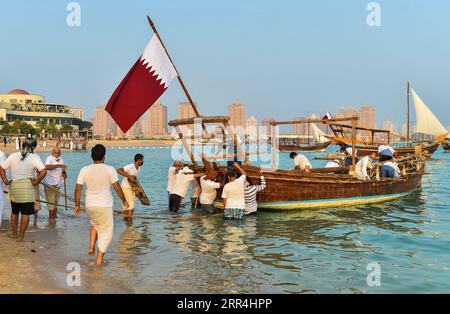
(97, 251, 105, 266)
(88, 226, 98, 256)
(11, 213, 19, 239)
(89, 226, 106, 265)
(17, 215, 30, 242)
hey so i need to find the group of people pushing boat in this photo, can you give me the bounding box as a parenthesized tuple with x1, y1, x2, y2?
(167, 160, 266, 220)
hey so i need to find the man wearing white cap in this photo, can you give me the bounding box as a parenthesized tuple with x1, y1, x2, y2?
(169, 167, 205, 213)
(342, 146, 358, 167)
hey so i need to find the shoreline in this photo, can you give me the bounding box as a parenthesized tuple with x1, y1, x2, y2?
(0, 139, 177, 155)
(0, 207, 68, 294)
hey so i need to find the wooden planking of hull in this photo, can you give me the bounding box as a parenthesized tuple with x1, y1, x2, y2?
(241, 165, 423, 210)
(353, 142, 439, 159)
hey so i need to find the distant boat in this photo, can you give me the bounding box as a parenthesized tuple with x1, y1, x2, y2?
(443, 139, 450, 152)
(328, 83, 446, 159)
(277, 123, 332, 152)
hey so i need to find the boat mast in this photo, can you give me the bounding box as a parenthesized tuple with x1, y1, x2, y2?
(406, 81, 410, 146)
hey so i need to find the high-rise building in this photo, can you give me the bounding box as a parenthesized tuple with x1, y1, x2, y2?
(92, 105, 115, 137)
(229, 101, 246, 134)
(358, 104, 376, 129)
(147, 103, 168, 136)
(246, 116, 259, 139)
(178, 102, 196, 120)
(335, 107, 358, 127)
(70, 108, 84, 121)
(383, 121, 397, 133)
(178, 102, 196, 134)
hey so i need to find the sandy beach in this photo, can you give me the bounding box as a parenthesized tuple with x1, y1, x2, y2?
(0, 207, 67, 294)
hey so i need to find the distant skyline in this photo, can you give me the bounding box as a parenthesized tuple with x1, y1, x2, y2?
(1, 0, 450, 129)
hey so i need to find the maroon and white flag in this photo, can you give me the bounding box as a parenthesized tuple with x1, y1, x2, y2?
(106, 35, 177, 133)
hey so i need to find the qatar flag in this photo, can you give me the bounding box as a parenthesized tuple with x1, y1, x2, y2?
(106, 35, 178, 133)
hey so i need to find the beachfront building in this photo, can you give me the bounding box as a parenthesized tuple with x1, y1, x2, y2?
(70, 108, 84, 120)
(0, 89, 80, 130)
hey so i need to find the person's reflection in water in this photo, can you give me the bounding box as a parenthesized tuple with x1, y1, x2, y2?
(222, 221, 250, 265)
(116, 223, 152, 275)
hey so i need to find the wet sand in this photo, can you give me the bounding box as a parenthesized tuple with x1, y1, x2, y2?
(0, 207, 67, 294)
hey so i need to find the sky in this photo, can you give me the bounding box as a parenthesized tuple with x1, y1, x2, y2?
(1, 0, 450, 129)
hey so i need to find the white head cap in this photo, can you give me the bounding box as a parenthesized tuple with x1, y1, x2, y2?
(180, 166, 194, 174)
(346, 147, 357, 155)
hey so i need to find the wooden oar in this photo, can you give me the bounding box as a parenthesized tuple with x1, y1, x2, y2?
(63, 174, 68, 211)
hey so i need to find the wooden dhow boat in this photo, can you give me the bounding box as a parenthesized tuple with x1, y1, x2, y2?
(169, 115, 426, 211)
(443, 139, 450, 152)
(327, 82, 447, 159)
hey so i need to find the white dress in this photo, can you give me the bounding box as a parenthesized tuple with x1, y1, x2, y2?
(0, 150, 6, 229)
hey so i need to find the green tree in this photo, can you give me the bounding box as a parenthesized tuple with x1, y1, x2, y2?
(19, 121, 36, 136)
(61, 125, 74, 133)
(11, 120, 22, 134)
(47, 122, 57, 137)
(2, 122, 10, 134)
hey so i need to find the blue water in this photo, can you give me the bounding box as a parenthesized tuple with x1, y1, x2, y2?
(29, 146, 450, 293)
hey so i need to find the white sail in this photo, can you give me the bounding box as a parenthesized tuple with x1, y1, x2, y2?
(311, 123, 330, 143)
(411, 88, 448, 138)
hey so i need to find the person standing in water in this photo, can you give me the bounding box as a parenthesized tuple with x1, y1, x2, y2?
(43, 148, 67, 220)
(167, 161, 183, 207)
(117, 154, 144, 222)
(222, 163, 247, 220)
(75, 144, 128, 265)
(0, 148, 7, 229)
(0, 138, 47, 241)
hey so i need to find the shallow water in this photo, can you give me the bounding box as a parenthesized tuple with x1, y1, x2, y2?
(31, 146, 450, 293)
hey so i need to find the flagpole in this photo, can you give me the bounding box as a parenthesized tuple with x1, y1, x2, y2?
(146, 15, 201, 119)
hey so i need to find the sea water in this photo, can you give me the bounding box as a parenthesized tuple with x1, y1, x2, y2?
(31, 146, 450, 293)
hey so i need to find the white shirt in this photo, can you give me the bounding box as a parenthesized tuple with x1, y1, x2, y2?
(325, 161, 340, 168)
(222, 175, 246, 209)
(294, 155, 312, 170)
(76, 163, 119, 208)
(167, 167, 177, 193)
(378, 145, 395, 154)
(200, 176, 220, 205)
(1, 152, 45, 181)
(172, 173, 195, 198)
(121, 163, 140, 189)
(43, 155, 65, 186)
(355, 156, 372, 181)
